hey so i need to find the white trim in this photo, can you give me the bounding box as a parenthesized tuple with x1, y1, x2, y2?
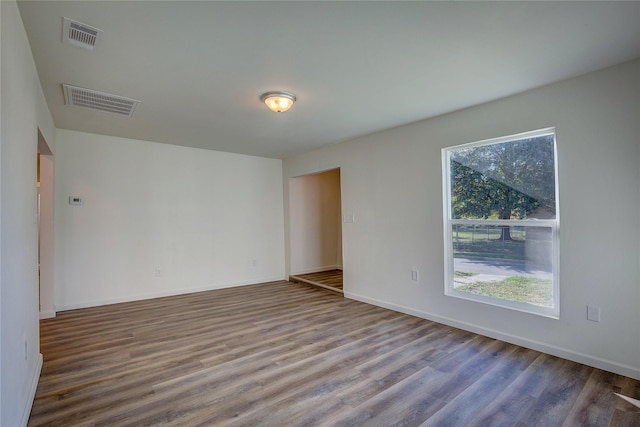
(21, 353, 43, 427)
(446, 288, 558, 319)
(39, 310, 56, 319)
(450, 219, 557, 227)
(451, 127, 556, 151)
(56, 276, 285, 311)
(290, 265, 342, 275)
(344, 291, 640, 381)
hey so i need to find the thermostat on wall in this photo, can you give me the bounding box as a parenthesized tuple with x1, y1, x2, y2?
(69, 196, 83, 205)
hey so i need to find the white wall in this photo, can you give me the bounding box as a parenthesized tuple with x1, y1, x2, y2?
(289, 169, 342, 274)
(283, 59, 640, 380)
(54, 129, 285, 310)
(0, 1, 55, 425)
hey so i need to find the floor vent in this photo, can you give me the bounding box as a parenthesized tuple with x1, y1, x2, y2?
(63, 17, 103, 51)
(62, 84, 140, 117)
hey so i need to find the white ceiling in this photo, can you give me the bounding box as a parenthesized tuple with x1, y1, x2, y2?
(18, 1, 640, 159)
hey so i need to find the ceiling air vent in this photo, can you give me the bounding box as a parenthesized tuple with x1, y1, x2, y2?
(63, 84, 140, 117)
(62, 17, 103, 51)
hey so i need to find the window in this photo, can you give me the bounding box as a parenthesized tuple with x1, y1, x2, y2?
(442, 128, 559, 317)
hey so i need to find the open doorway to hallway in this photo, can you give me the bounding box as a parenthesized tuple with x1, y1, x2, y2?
(288, 168, 343, 294)
(38, 129, 55, 318)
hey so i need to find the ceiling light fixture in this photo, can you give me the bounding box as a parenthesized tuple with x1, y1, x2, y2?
(260, 91, 296, 113)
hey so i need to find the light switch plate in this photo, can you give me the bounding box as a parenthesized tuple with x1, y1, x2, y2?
(587, 305, 601, 322)
(343, 214, 355, 223)
(411, 269, 419, 282)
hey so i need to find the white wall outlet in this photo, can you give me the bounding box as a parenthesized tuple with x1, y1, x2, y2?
(154, 269, 162, 277)
(69, 196, 83, 205)
(252, 259, 258, 267)
(411, 269, 419, 282)
(587, 305, 601, 322)
(343, 214, 355, 223)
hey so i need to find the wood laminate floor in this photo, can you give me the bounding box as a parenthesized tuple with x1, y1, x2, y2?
(30, 281, 639, 426)
(290, 269, 343, 293)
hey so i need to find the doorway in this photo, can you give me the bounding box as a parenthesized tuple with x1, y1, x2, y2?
(37, 129, 55, 318)
(288, 168, 343, 293)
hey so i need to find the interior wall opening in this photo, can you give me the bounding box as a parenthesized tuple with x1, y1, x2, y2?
(288, 168, 343, 293)
(37, 129, 55, 318)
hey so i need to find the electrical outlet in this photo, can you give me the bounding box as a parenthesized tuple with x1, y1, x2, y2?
(587, 305, 601, 322)
(411, 269, 419, 282)
(252, 259, 258, 267)
(24, 340, 28, 361)
(154, 269, 162, 277)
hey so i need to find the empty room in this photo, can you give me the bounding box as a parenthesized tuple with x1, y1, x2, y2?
(1, 1, 639, 426)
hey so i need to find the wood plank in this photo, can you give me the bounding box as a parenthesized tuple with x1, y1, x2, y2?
(29, 280, 640, 426)
(290, 269, 343, 293)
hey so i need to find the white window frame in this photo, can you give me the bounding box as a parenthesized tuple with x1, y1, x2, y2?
(442, 128, 560, 318)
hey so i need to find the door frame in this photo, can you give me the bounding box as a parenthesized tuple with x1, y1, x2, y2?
(287, 167, 343, 278)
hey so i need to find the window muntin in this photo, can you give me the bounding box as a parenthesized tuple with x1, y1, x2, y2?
(443, 129, 559, 317)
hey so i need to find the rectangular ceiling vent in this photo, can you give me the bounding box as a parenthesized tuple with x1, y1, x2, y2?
(62, 17, 103, 51)
(63, 84, 140, 117)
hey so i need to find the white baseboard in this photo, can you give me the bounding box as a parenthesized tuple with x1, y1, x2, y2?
(39, 310, 56, 319)
(56, 275, 285, 311)
(290, 265, 342, 275)
(344, 291, 640, 381)
(21, 353, 43, 426)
